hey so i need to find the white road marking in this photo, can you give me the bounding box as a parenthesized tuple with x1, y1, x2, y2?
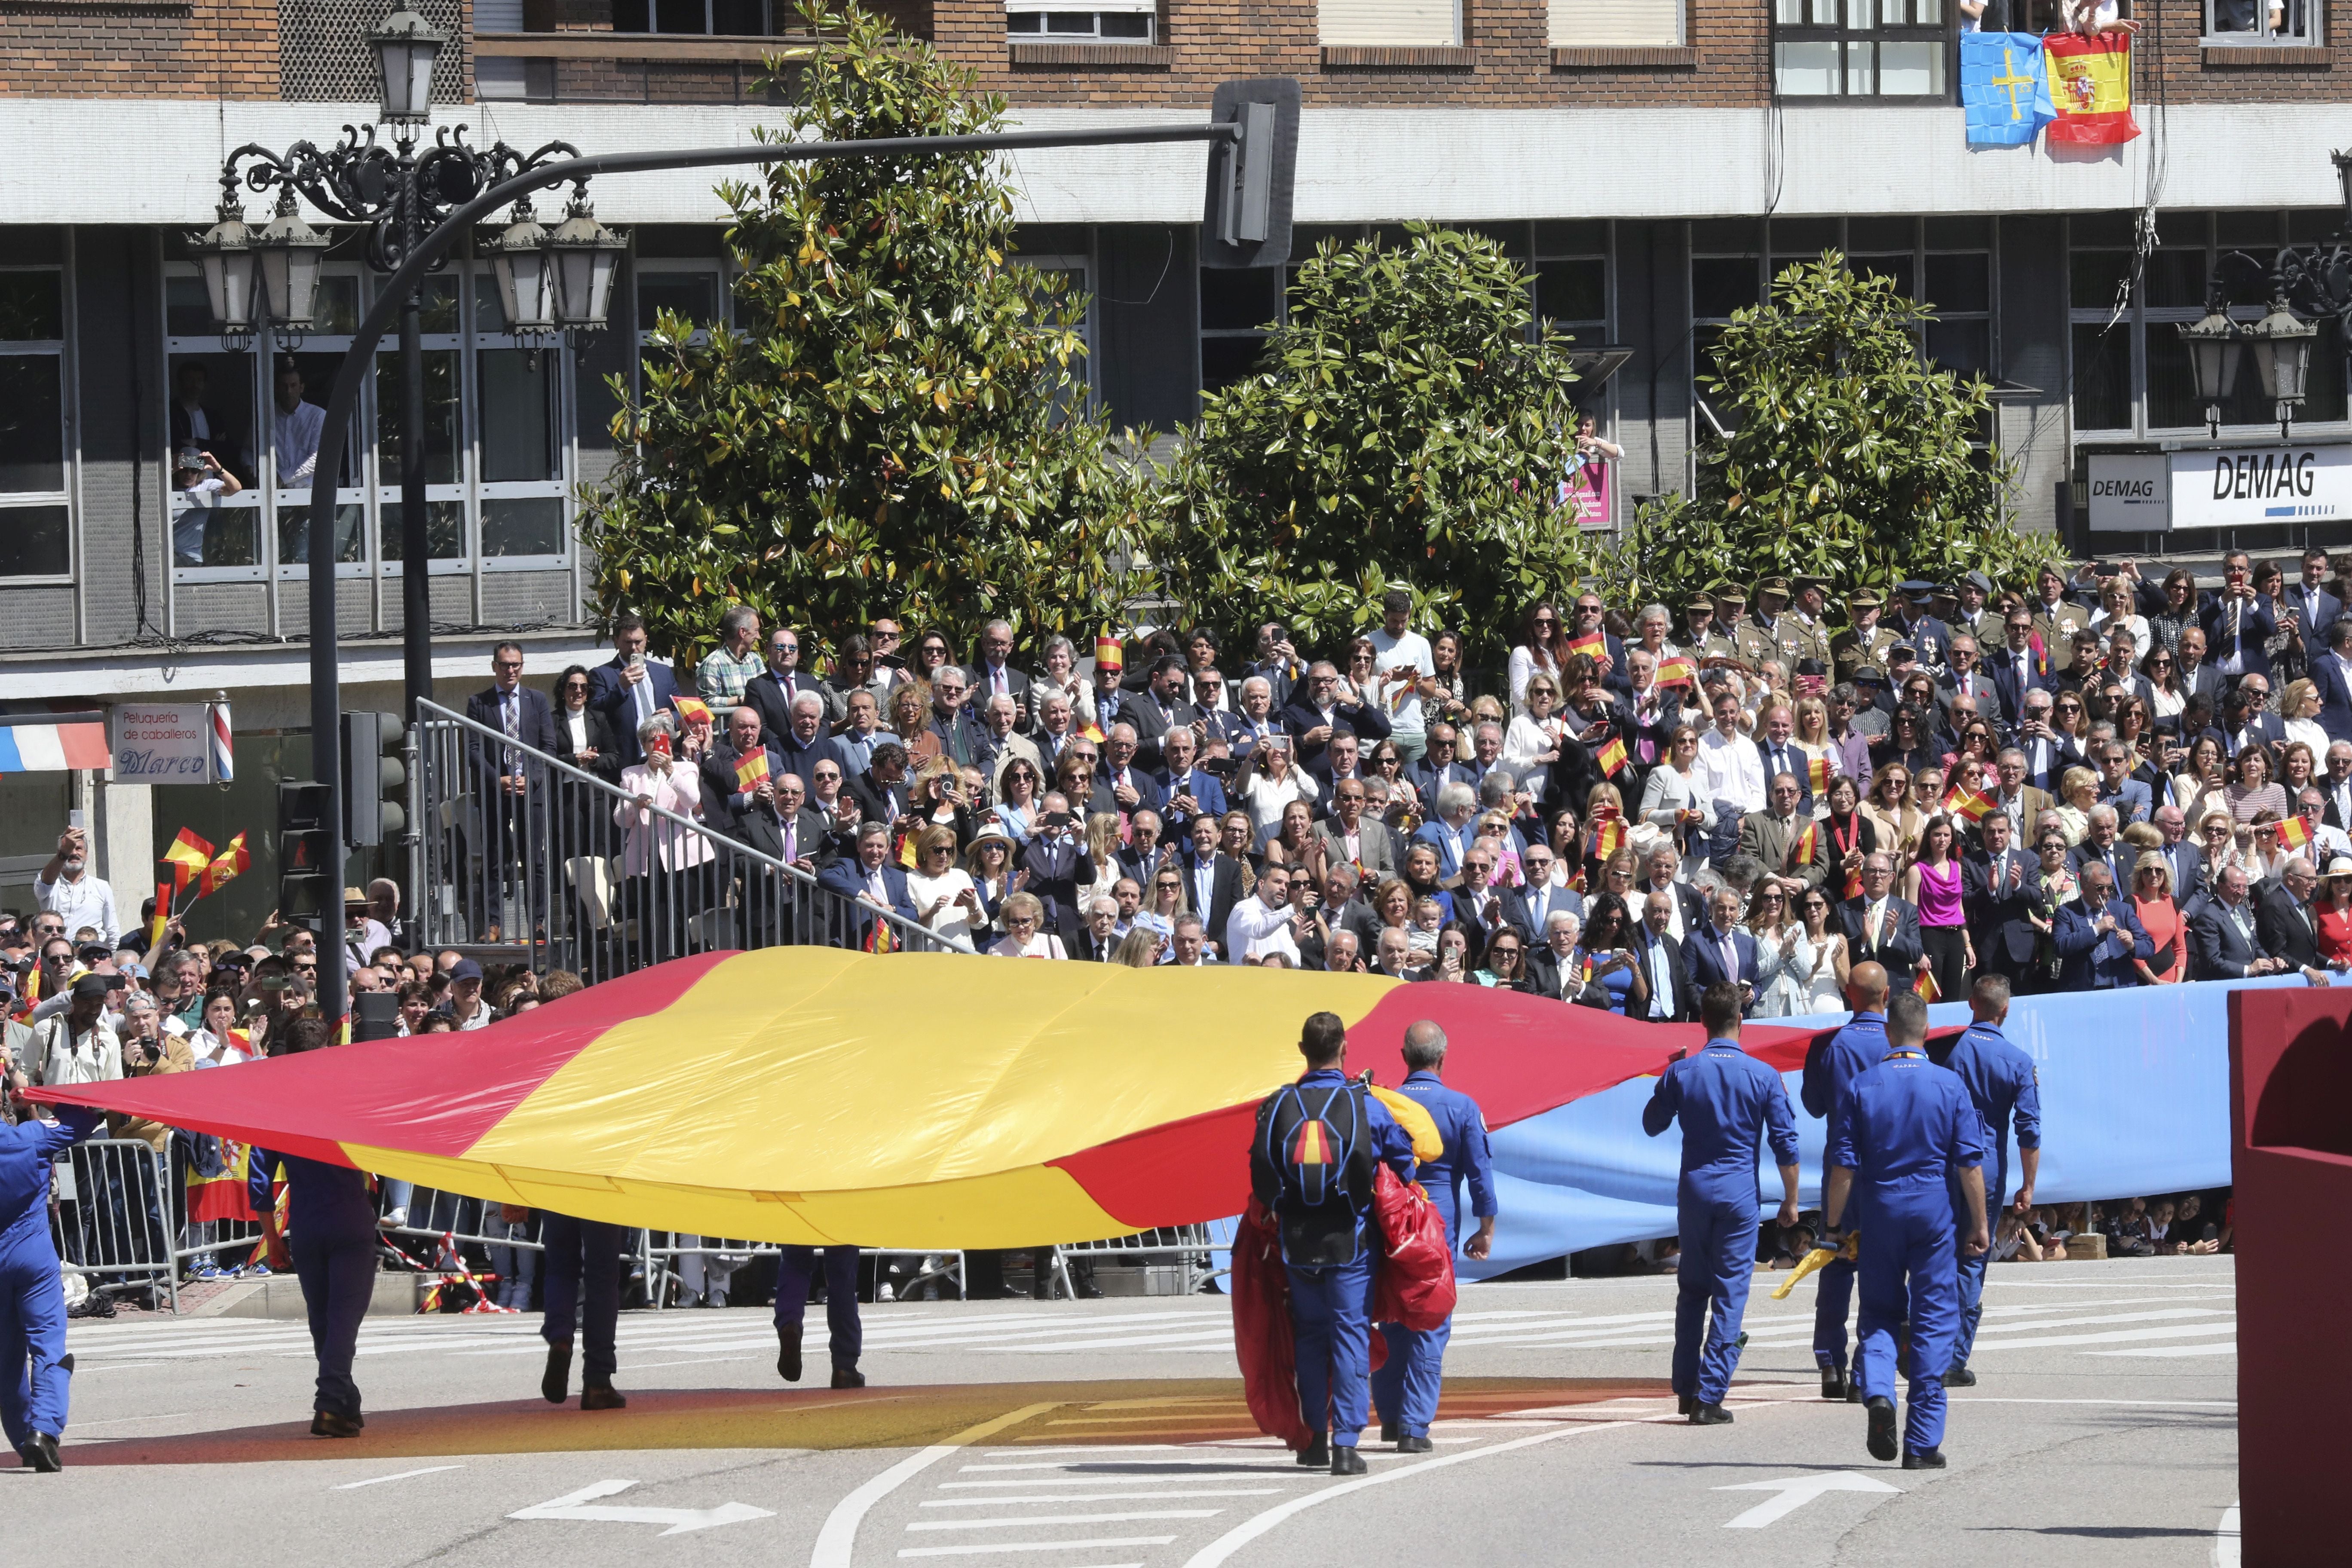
(66, 1411, 192, 1427)
(1970, 1308, 2230, 1335)
(1715, 1472, 1902, 1529)
(334, 1465, 465, 1489)
(508, 1479, 774, 1536)
(1948, 1397, 2236, 1407)
(921, 1491, 1281, 1505)
(1970, 1322, 2238, 1351)
(810, 1402, 1060, 1568)
(2084, 1344, 2237, 1358)
(619, 1356, 757, 1372)
(905, 1510, 1221, 1530)
(2214, 1502, 2241, 1568)
(898, 1540, 1176, 1559)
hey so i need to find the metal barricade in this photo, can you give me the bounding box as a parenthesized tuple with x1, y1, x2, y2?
(51, 1138, 179, 1312)
(1049, 1223, 1226, 1298)
(409, 698, 975, 983)
(640, 1235, 966, 1308)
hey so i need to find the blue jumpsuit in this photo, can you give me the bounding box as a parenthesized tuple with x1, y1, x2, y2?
(1643, 1040, 1801, 1407)
(774, 1244, 862, 1374)
(1829, 1047, 1987, 1458)
(540, 1214, 626, 1387)
(1250, 1069, 1417, 1449)
(1369, 1070, 1496, 1440)
(249, 1148, 379, 1421)
(1801, 1010, 1886, 1373)
(2, 1108, 101, 1454)
(1937, 1023, 2040, 1369)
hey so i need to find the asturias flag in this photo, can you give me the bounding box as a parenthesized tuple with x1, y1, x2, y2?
(2044, 33, 2139, 145)
(1961, 33, 2055, 147)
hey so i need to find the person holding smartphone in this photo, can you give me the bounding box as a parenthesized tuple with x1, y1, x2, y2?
(588, 612, 684, 766)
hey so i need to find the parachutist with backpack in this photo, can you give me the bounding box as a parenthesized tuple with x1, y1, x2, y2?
(1249, 1010, 1419, 1476)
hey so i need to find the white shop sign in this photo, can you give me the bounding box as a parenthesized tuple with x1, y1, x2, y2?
(2086, 453, 2169, 532)
(2168, 443, 2352, 530)
(110, 702, 214, 783)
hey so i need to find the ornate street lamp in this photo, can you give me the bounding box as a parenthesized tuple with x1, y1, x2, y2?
(2175, 306, 2242, 439)
(545, 192, 626, 330)
(252, 188, 332, 334)
(190, 198, 258, 342)
(483, 199, 558, 334)
(370, 6, 447, 126)
(2244, 289, 2318, 441)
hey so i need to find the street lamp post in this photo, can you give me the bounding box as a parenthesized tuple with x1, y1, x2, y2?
(2177, 148, 2352, 439)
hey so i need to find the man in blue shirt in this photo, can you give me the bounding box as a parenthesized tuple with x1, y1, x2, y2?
(1643, 982, 1801, 1425)
(2, 1096, 102, 1471)
(1249, 1011, 1418, 1476)
(1798, 961, 1890, 1402)
(1929, 974, 2042, 1386)
(1823, 991, 1989, 1469)
(1371, 1020, 1496, 1453)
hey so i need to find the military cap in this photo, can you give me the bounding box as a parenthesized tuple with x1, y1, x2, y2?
(1709, 581, 1747, 604)
(1687, 592, 1718, 612)
(1754, 576, 1792, 601)
(1847, 588, 1884, 610)
(1793, 574, 1833, 594)
(1899, 578, 1939, 599)
(1960, 570, 1994, 596)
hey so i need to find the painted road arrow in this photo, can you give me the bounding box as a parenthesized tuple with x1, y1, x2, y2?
(1715, 1471, 1902, 1528)
(509, 1479, 776, 1536)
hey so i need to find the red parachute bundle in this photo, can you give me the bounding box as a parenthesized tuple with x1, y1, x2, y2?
(1371, 1164, 1457, 1332)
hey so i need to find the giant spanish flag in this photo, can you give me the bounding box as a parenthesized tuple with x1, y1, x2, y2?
(2044, 33, 2138, 145)
(29, 950, 1845, 1249)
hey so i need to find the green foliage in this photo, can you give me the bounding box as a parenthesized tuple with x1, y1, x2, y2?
(1592, 253, 2066, 613)
(580, 1, 1153, 665)
(1151, 223, 1593, 667)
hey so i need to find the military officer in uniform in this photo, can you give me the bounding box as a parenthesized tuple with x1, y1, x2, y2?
(1929, 974, 2042, 1387)
(1693, 592, 1739, 665)
(1799, 961, 1890, 1400)
(2030, 565, 2093, 674)
(1832, 589, 1901, 684)
(1683, 593, 1728, 663)
(1822, 989, 1989, 1469)
(1748, 577, 1801, 671)
(1892, 581, 1954, 679)
(1785, 575, 1838, 674)
(1370, 1020, 1495, 1454)
(1642, 983, 1801, 1425)
(1730, 584, 1780, 670)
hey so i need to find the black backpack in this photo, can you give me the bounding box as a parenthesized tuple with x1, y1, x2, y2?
(1259, 1080, 1376, 1267)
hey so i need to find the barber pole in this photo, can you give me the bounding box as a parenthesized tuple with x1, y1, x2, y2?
(209, 701, 235, 784)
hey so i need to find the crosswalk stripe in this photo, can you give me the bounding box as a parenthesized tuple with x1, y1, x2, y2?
(2083, 1343, 2237, 1358)
(1971, 1322, 2237, 1351)
(899, 1537, 1175, 1557)
(907, 1511, 1220, 1530)
(1971, 1308, 2229, 1335)
(922, 1491, 1281, 1505)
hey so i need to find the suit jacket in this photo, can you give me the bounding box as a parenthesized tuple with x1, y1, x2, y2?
(1939, 670, 2000, 726)
(1497, 881, 1586, 948)
(2174, 660, 2226, 708)
(773, 730, 849, 796)
(1179, 852, 1247, 954)
(701, 741, 785, 838)
(1752, 736, 1816, 816)
(1737, 810, 1828, 891)
(465, 685, 559, 781)
(2221, 714, 2287, 759)
(2069, 837, 2132, 893)
(1839, 894, 1926, 974)
(968, 661, 1034, 722)
(741, 669, 830, 747)
(1966, 847, 2042, 970)
(1020, 832, 1099, 939)
(2052, 896, 2153, 989)
(1123, 692, 1198, 769)
(1309, 816, 1398, 882)
(1277, 693, 1392, 766)
(1636, 878, 1707, 940)
(731, 798, 835, 870)
(2190, 896, 2270, 980)
(587, 655, 684, 766)
(2012, 734, 2084, 794)
(2257, 882, 2327, 971)
(2286, 585, 2343, 643)
(1988, 650, 2056, 726)
(2311, 650, 2352, 745)
(1989, 784, 2055, 842)
(2201, 594, 2279, 679)
(1098, 761, 1167, 821)
(1155, 767, 1231, 836)
(814, 859, 918, 940)
(1681, 924, 1761, 1005)
(1629, 928, 1700, 1022)
(550, 701, 622, 786)
(847, 767, 910, 830)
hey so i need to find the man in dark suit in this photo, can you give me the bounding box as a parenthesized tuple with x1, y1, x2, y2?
(2009, 692, 2081, 793)
(2310, 620, 2352, 746)
(1448, 847, 1510, 953)
(1629, 886, 1700, 1022)
(1839, 852, 1926, 979)
(1988, 610, 2055, 728)
(924, 667, 983, 768)
(1124, 657, 1199, 770)
(968, 620, 1034, 729)
(1568, 591, 1629, 691)
(2201, 552, 2278, 680)
(1179, 816, 1246, 958)
(2320, 742, 2352, 834)
(1018, 798, 1096, 940)
(1154, 726, 1230, 840)
(2256, 857, 2331, 977)
(847, 742, 913, 831)
(587, 614, 684, 766)
(1636, 846, 1707, 940)
(1499, 844, 1585, 948)
(1965, 811, 2040, 986)
(1280, 661, 1391, 768)
(2172, 625, 2225, 709)
(815, 822, 919, 947)
(1988, 750, 2054, 848)
(1681, 885, 1760, 1013)
(702, 705, 787, 842)
(2219, 686, 2286, 761)
(2069, 805, 2131, 893)
(1751, 702, 1815, 818)
(741, 627, 830, 745)
(2190, 864, 2289, 981)
(771, 689, 848, 797)
(466, 642, 560, 932)
(1404, 723, 1475, 807)
(2051, 864, 2152, 989)
(1098, 723, 1166, 828)
(1938, 633, 2000, 729)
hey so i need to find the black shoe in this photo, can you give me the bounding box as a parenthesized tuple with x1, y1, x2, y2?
(21, 1433, 61, 1472)
(1396, 1434, 1434, 1454)
(1865, 1396, 1899, 1462)
(1378, 1420, 1400, 1443)
(541, 1341, 572, 1405)
(1847, 1377, 1865, 1405)
(310, 1410, 363, 1439)
(1331, 1445, 1368, 1476)
(1298, 1434, 1329, 1468)
(1678, 1394, 1696, 1416)
(580, 1383, 627, 1411)
(1820, 1366, 1849, 1402)
(1690, 1403, 1734, 1426)
(1902, 1446, 1947, 1470)
(1075, 1281, 1104, 1300)
(830, 1367, 867, 1390)
(1945, 1365, 1977, 1388)
(778, 1323, 803, 1383)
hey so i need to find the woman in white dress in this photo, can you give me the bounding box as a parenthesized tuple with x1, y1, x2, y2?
(1503, 672, 1571, 802)
(1758, 884, 1851, 1017)
(905, 824, 981, 947)
(1240, 736, 1318, 844)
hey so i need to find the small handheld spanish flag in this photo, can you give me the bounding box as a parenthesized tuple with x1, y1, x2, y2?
(1791, 818, 1820, 867)
(734, 748, 771, 791)
(1078, 720, 1107, 744)
(199, 831, 250, 897)
(1596, 736, 1628, 778)
(1914, 965, 1941, 1003)
(2275, 815, 2313, 852)
(148, 878, 175, 949)
(1942, 787, 1994, 826)
(1589, 816, 1625, 861)
(163, 827, 215, 891)
(1564, 630, 1607, 661)
(1654, 657, 1697, 689)
(863, 918, 898, 954)
(1807, 753, 1833, 797)
(673, 695, 713, 726)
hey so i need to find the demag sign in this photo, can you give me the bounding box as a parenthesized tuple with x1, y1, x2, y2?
(2169, 443, 2351, 530)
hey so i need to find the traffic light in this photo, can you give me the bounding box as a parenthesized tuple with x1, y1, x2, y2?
(277, 779, 335, 931)
(1200, 77, 1300, 271)
(340, 710, 407, 847)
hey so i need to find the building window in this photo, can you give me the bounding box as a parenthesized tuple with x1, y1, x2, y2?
(164, 261, 575, 585)
(0, 268, 72, 580)
(1006, 2, 1158, 39)
(1011, 251, 1096, 421)
(1320, 0, 1462, 45)
(2204, 0, 2320, 42)
(2067, 209, 2348, 440)
(1550, 0, 1682, 46)
(610, 0, 780, 31)
(1200, 265, 1284, 394)
(1773, 0, 1950, 98)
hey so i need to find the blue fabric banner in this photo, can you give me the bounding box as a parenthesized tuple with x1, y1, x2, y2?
(1961, 31, 2057, 147)
(1466, 975, 2294, 1279)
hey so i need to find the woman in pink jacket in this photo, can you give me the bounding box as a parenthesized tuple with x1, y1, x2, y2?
(615, 712, 714, 962)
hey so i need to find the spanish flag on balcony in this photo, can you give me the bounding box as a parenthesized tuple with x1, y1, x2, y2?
(2044, 33, 2139, 146)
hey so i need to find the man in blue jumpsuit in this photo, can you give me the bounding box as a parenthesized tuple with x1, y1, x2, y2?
(1250, 1010, 1417, 1476)
(1799, 960, 1890, 1402)
(1929, 973, 2041, 1387)
(775, 1243, 864, 1389)
(3, 1098, 102, 1471)
(540, 1213, 626, 1409)
(1371, 1020, 1495, 1454)
(1822, 990, 1989, 1468)
(1643, 982, 1801, 1426)
(248, 1020, 380, 1438)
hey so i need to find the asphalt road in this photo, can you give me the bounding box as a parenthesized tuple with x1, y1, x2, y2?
(14, 1255, 2239, 1566)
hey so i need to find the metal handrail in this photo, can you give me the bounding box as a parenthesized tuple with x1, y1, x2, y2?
(410, 697, 975, 965)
